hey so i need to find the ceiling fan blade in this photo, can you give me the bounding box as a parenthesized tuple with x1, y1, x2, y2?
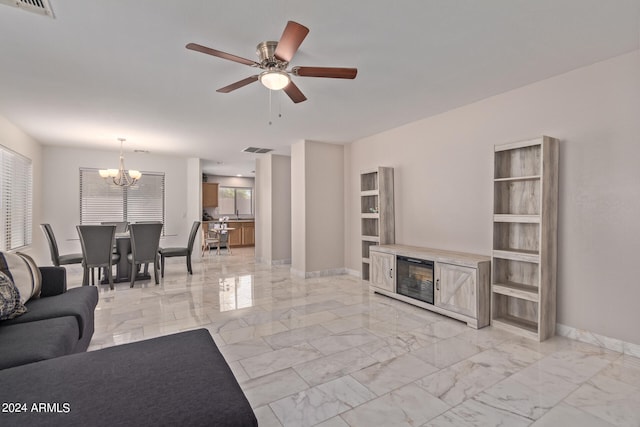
(274, 21, 310, 62)
(283, 81, 307, 103)
(216, 75, 259, 93)
(292, 66, 358, 79)
(186, 43, 259, 67)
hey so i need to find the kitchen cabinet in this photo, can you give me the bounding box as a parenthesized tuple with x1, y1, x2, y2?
(202, 183, 219, 208)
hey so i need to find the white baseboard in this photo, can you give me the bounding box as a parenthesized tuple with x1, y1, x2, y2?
(345, 268, 361, 278)
(290, 267, 349, 278)
(556, 323, 640, 358)
(255, 257, 291, 266)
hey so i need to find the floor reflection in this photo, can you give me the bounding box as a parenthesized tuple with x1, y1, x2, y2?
(219, 274, 254, 311)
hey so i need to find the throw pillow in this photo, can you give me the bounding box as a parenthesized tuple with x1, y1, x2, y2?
(0, 271, 27, 320)
(16, 252, 42, 299)
(0, 252, 41, 304)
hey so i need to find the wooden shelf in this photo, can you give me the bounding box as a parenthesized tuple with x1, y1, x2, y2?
(493, 214, 540, 223)
(492, 249, 540, 263)
(492, 282, 539, 302)
(360, 167, 394, 280)
(494, 175, 540, 182)
(492, 315, 539, 339)
(491, 136, 558, 341)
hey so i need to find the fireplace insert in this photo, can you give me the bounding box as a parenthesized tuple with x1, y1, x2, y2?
(396, 256, 434, 304)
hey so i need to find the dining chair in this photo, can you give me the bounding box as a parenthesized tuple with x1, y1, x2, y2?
(201, 223, 220, 256)
(127, 222, 163, 287)
(158, 221, 200, 277)
(100, 221, 128, 233)
(76, 225, 120, 290)
(218, 229, 232, 255)
(40, 223, 84, 267)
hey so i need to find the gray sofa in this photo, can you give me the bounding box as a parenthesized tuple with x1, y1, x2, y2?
(0, 266, 98, 370)
(0, 329, 258, 426)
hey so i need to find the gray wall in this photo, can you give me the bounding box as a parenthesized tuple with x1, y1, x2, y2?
(346, 51, 640, 345)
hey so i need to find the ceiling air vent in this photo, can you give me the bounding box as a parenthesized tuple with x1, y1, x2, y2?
(242, 147, 273, 154)
(0, 0, 55, 17)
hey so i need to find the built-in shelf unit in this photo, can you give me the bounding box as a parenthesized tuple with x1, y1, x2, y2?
(491, 136, 559, 341)
(360, 167, 394, 280)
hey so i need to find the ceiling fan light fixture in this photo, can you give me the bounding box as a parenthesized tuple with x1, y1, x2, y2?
(259, 70, 290, 91)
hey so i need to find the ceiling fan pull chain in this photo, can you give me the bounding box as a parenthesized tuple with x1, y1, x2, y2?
(268, 88, 273, 125)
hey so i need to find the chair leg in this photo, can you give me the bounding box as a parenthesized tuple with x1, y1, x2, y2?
(82, 267, 89, 286)
(154, 260, 159, 285)
(130, 263, 136, 288)
(107, 264, 114, 290)
(161, 254, 165, 278)
(187, 254, 192, 274)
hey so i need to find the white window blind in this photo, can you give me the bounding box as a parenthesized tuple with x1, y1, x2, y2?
(0, 145, 33, 251)
(80, 168, 165, 231)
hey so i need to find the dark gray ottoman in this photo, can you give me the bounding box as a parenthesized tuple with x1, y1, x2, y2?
(0, 329, 257, 427)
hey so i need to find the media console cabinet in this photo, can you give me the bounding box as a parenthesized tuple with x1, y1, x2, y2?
(369, 244, 491, 329)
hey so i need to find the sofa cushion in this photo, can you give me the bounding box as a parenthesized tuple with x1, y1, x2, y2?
(0, 272, 27, 320)
(0, 252, 41, 303)
(1, 286, 98, 341)
(0, 329, 257, 427)
(0, 316, 79, 370)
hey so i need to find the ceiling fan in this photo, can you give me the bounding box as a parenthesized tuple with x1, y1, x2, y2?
(186, 21, 357, 103)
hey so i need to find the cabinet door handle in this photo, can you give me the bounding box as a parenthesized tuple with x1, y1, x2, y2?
(389, 268, 393, 279)
(436, 278, 440, 290)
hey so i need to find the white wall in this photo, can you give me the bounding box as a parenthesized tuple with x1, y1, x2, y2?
(0, 115, 44, 262)
(291, 142, 306, 274)
(42, 146, 190, 258)
(346, 51, 640, 345)
(255, 154, 291, 264)
(255, 156, 272, 262)
(291, 141, 344, 276)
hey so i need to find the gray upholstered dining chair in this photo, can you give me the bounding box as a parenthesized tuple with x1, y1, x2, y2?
(127, 222, 163, 287)
(41, 223, 84, 267)
(100, 221, 128, 233)
(76, 225, 120, 290)
(158, 221, 200, 277)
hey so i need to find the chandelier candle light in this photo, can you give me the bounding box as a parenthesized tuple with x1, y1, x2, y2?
(99, 138, 142, 187)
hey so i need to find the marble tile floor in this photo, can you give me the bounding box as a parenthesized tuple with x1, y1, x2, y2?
(65, 248, 640, 427)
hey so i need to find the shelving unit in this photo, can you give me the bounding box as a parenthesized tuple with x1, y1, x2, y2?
(360, 167, 394, 280)
(491, 136, 559, 341)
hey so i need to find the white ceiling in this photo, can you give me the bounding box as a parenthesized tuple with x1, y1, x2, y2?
(0, 1, 638, 176)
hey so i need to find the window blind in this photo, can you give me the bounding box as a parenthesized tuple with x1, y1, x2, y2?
(80, 168, 165, 231)
(0, 145, 33, 251)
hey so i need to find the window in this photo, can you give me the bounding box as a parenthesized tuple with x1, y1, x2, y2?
(218, 187, 252, 215)
(80, 168, 165, 230)
(0, 145, 33, 251)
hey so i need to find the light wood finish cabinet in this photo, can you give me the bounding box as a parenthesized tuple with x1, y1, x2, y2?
(242, 223, 255, 245)
(202, 183, 219, 208)
(226, 221, 255, 247)
(360, 167, 395, 280)
(491, 136, 559, 341)
(435, 263, 477, 319)
(370, 251, 395, 292)
(370, 245, 491, 329)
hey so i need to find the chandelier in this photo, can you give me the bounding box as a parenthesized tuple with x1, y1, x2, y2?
(98, 138, 142, 187)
